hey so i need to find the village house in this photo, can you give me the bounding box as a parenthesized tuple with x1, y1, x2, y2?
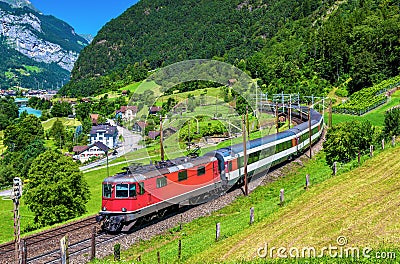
(89, 125, 118, 149)
(132, 121, 148, 133)
(73, 141, 110, 163)
(163, 127, 178, 138)
(149, 106, 162, 115)
(148, 130, 160, 140)
(90, 114, 99, 125)
(115, 105, 138, 121)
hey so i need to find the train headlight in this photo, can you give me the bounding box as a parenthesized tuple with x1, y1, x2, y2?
(122, 207, 127, 212)
(102, 206, 107, 211)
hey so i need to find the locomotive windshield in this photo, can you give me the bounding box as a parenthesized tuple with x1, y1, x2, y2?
(116, 184, 128, 198)
(103, 183, 112, 198)
(116, 183, 137, 198)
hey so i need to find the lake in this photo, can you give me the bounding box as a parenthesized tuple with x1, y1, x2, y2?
(19, 106, 42, 117)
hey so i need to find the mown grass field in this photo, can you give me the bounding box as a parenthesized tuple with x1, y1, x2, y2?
(92, 143, 400, 264)
(41, 117, 81, 131)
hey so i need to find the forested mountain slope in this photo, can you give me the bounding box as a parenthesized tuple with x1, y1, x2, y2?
(62, 0, 400, 97)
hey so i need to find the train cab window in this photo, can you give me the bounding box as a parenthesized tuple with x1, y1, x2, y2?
(197, 166, 206, 176)
(103, 184, 112, 198)
(156, 176, 167, 188)
(116, 184, 129, 198)
(178, 171, 188, 181)
(138, 182, 145, 195)
(129, 184, 136, 198)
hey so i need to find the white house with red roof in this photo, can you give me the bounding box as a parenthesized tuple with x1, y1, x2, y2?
(115, 106, 138, 121)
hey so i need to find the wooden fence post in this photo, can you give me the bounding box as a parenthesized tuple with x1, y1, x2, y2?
(280, 189, 284, 206)
(370, 145, 374, 157)
(392, 136, 396, 147)
(157, 251, 160, 264)
(382, 139, 385, 150)
(305, 174, 310, 190)
(90, 226, 96, 260)
(250, 207, 254, 225)
(216, 223, 220, 241)
(178, 239, 182, 259)
(60, 235, 69, 264)
(333, 162, 337, 175)
(114, 243, 120, 261)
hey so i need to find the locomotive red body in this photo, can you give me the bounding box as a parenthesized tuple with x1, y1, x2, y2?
(97, 155, 224, 231)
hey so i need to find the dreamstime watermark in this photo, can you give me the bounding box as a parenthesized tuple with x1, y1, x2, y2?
(257, 236, 396, 260)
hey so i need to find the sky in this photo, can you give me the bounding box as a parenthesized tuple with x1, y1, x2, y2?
(30, 0, 139, 36)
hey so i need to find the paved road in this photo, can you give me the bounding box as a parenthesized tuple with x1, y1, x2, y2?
(0, 189, 11, 197)
(109, 119, 143, 156)
(79, 120, 142, 171)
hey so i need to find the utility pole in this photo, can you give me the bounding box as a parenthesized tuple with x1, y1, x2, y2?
(242, 114, 248, 196)
(12, 177, 22, 264)
(106, 149, 109, 178)
(215, 96, 218, 118)
(275, 103, 279, 134)
(187, 120, 191, 151)
(160, 116, 164, 161)
(308, 107, 312, 159)
(246, 106, 250, 138)
(289, 94, 292, 129)
(328, 99, 333, 128)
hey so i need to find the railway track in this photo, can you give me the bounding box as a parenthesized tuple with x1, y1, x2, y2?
(0, 216, 98, 263)
(26, 232, 126, 264)
(0, 205, 187, 263)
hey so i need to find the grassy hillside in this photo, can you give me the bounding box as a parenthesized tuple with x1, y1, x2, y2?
(199, 146, 400, 262)
(93, 143, 400, 264)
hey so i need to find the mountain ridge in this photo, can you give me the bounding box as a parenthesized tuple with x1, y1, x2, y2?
(0, 0, 89, 89)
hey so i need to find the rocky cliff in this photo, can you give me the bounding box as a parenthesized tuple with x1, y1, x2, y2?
(0, 0, 89, 89)
(0, 1, 88, 71)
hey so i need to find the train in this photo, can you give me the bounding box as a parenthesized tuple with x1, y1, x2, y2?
(96, 106, 324, 232)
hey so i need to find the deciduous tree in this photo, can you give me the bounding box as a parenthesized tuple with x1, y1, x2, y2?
(24, 150, 90, 228)
(323, 120, 375, 166)
(4, 115, 44, 152)
(384, 108, 400, 137)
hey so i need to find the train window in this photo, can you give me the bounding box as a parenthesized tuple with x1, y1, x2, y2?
(116, 184, 129, 198)
(129, 184, 136, 198)
(197, 166, 206, 176)
(228, 161, 233, 171)
(178, 171, 188, 181)
(138, 182, 145, 195)
(249, 152, 259, 164)
(103, 184, 112, 198)
(238, 156, 244, 167)
(156, 176, 167, 188)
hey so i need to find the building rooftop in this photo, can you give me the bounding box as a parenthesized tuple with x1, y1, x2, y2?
(90, 125, 117, 135)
